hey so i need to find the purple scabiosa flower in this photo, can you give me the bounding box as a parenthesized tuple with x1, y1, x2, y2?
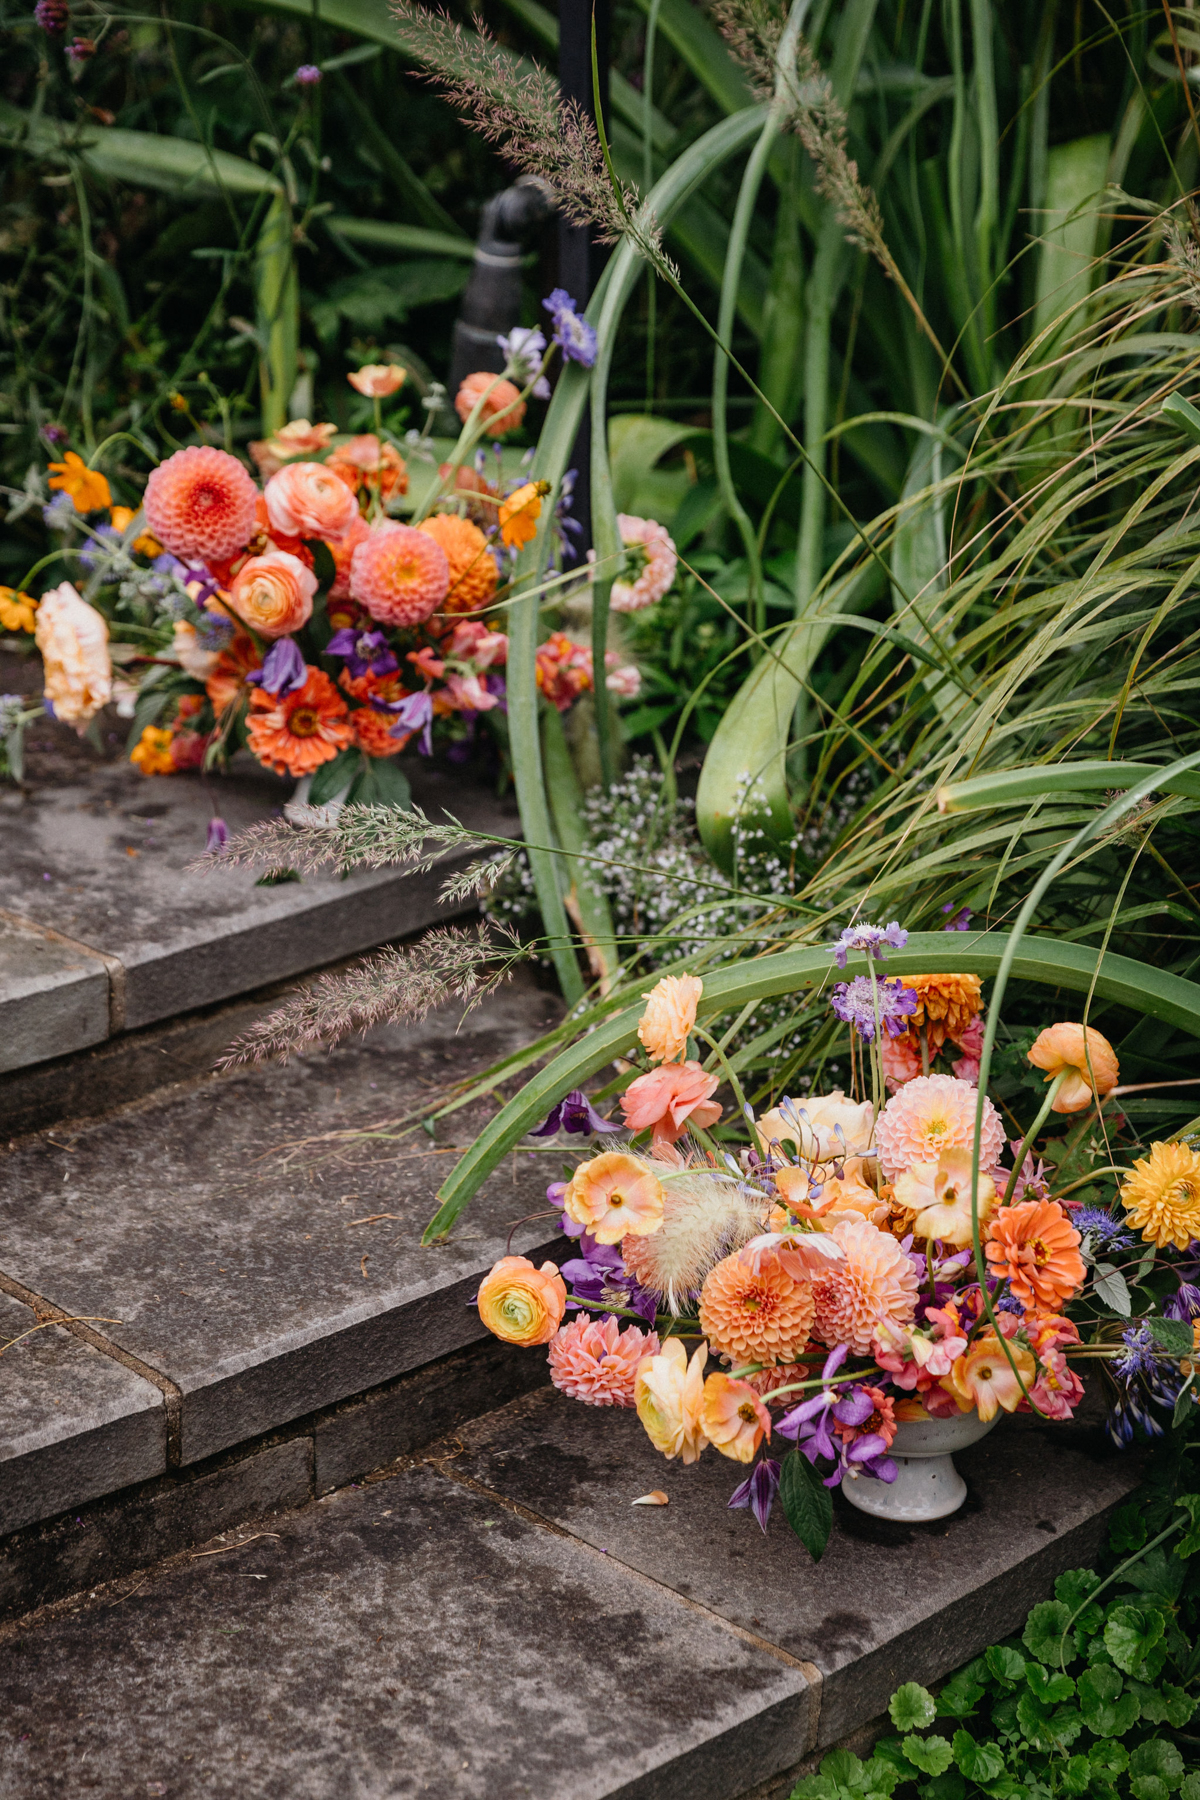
(78, 523, 122, 567)
(729, 1458, 781, 1533)
(325, 627, 398, 682)
(206, 817, 229, 853)
(542, 288, 597, 368)
(828, 920, 908, 969)
(528, 1089, 621, 1137)
(42, 491, 77, 532)
(294, 63, 322, 85)
(942, 902, 973, 931)
(830, 974, 918, 1042)
(247, 637, 307, 696)
(35, 0, 69, 32)
(40, 422, 68, 447)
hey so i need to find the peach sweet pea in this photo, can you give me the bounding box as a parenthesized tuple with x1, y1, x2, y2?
(562, 1151, 665, 1245)
(619, 1062, 722, 1152)
(700, 1374, 771, 1463)
(476, 1255, 567, 1346)
(635, 1336, 708, 1463)
(347, 364, 407, 398)
(946, 1331, 1036, 1421)
(1027, 1022, 1119, 1113)
(637, 974, 702, 1064)
(228, 551, 317, 639)
(264, 461, 359, 543)
(896, 1148, 996, 1248)
(35, 582, 112, 729)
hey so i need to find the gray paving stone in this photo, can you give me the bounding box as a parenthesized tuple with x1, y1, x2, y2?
(0, 912, 109, 1074)
(451, 1386, 1144, 1747)
(0, 1464, 814, 1800)
(0, 754, 516, 1053)
(0, 1291, 164, 1536)
(0, 978, 568, 1472)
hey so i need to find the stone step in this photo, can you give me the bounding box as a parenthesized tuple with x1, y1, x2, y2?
(0, 753, 515, 1092)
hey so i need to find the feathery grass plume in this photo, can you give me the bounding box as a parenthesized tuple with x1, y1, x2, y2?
(1164, 205, 1200, 317)
(216, 921, 527, 1068)
(389, 1, 670, 271)
(621, 1165, 769, 1315)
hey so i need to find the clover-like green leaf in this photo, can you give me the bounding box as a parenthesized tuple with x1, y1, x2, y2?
(1130, 1739, 1185, 1790)
(1105, 1605, 1165, 1675)
(1062, 1752, 1094, 1795)
(985, 1644, 1027, 1686)
(1025, 1662, 1075, 1704)
(1023, 1600, 1072, 1668)
(900, 1733, 954, 1777)
(936, 1666, 985, 1719)
(1110, 1503, 1149, 1554)
(951, 1731, 1004, 1783)
(889, 1683, 936, 1732)
(1175, 1493, 1200, 1560)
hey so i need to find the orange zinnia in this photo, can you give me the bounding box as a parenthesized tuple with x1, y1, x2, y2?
(984, 1199, 1084, 1310)
(246, 667, 354, 777)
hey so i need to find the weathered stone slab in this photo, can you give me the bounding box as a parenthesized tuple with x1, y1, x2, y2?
(0, 912, 109, 1075)
(0, 1292, 164, 1536)
(0, 1465, 814, 1800)
(0, 753, 516, 1055)
(452, 1386, 1143, 1747)
(0, 978, 567, 1473)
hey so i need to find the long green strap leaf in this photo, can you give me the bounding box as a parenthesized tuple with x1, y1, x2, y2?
(422, 930, 1200, 1241)
(937, 760, 1200, 813)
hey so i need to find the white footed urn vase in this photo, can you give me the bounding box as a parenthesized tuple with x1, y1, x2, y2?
(841, 1409, 998, 1522)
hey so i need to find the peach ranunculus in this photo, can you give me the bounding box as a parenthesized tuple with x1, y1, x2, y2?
(754, 1091, 874, 1164)
(984, 1199, 1085, 1310)
(619, 1062, 722, 1152)
(34, 582, 112, 729)
(562, 1151, 665, 1245)
(456, 372, 526, 436)
(700, 1374, 771, 1463)
(895, 1148, 996, 1249)
(264, 460, 359, 543)
(477, 1255, 567, 1346)
(249, 419, 338, 478)
(946, 1332, 1036, 1421)
(637, 974, 703, 1064)
(634, 1336, 708, 1463)
(348, 364, 407, 398)
(227, 551, 317, 639)
(1027, 1023, 1119, 1113)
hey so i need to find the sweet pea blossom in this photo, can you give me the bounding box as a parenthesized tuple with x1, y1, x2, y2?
(325, 627, 398, 681)
(542, 288, 597, 368)
(497, 325, 551, 399)
(529, 1090, 621, 1137)
(246, 636, 308, 697)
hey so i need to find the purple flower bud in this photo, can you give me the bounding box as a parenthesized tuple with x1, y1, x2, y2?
(206, 817, 229, 853)
(35, 0, 70, 33)
(294, 63, 322, 85)
(542, 288, 597, 368)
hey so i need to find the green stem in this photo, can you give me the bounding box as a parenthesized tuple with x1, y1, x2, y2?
(693, 1024, 750, 1125)
(1003, 1070, 1068, 1206)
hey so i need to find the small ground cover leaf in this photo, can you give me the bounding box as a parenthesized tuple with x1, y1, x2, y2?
(1023, 1601, 1073, 1667)
(889, 1683, 936, 1731)
(900, 1733, 954, 1776)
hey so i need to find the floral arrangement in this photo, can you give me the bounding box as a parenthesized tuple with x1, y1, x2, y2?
(0, 290, 671, 812)
(475, 925, 1200, 1556)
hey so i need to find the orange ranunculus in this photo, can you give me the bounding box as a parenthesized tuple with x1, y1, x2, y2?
(984, 1199, 1085, 1310)
(562, 1151, 664, 1245)
(205, 630, 260, 716)
(499, 480, 548, 549)
(700, 1374, 771, 1464)
(455, 372, 525, 436)
(635, 1336, 708, 1463)
(264, 460, 359, 544)
(326, 435, 409, 501)
(249, 419, 338, 478)
(348, 364, 407, 398)
(48, 449, 111, 513)
(619, 1062, 722, 1152)
(227, 551, 317, 639)
(637, 974, 702, 1065)
(476, 1255, 566, 1346)
(1027, 1022, 1119, 1113)
(245, 667, 354, 778)
(945, 1332, 1036, 1421)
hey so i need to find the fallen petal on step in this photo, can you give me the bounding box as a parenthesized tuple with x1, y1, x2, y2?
(631, 1490, 669, 1506)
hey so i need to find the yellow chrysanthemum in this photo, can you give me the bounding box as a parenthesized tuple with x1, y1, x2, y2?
(903, 973, 982, 1048)
(1120, 1141, 1200, 1252)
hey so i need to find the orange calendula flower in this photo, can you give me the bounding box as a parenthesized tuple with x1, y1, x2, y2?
(562, 1151, 664, 1245)
(477, 1255, 566, 1346)
(130, 724, 176, 776)
(698, 1248, 815, 1366)
(48, 450, 111, 513)
(637, 974, 702, 1065)
(499, 480, 549, 549)
(984, 1199, 1085, 1310)
(1119, 1140, 1200, 1251)
(701, 1374, 771, 1464)
(0, 587, 37, 633)
(245, 667, 354, 778)
(1027, 1022, 1118, 1113)
(418, 512, 498, 614)
(946, 1332, 1036, 1421)
(635, 1336, 708, 1463)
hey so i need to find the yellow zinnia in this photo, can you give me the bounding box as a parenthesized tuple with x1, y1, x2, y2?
(1120, 1141, 1200, 1252)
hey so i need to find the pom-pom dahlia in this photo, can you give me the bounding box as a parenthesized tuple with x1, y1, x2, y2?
(610, 514, 677, 612)
(698, 1248, 815, 1365)
(143, 446, 258, 563)
(547, 1315, 659, 1407)
(875, 1072, 1005, 1181)
(811, 1218, 919, 1355)
(417, 513, 497, 613)
(350, 523, 450, 626)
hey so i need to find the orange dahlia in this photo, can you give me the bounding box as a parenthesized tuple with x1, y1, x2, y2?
(455, 372, 526, 437)
(984, 1199, 1084, 1310)
(246, 667, 354, 777)
(351, 705, 409, 759)
(698, 1248, 815, 1365)
(143, 446, 258, 563)
(418, 512, 498, 614)
(810, 1218, 920, 1355)
(1119, 1140, 1200, 1251)
(349, 523, 450, 627)
(902, 973, 982, 1050)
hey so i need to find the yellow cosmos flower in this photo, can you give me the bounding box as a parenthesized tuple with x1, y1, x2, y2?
(1120, 1141, 1200, 1252)
(48, 450, 112, 514)
(498, 480, 549, 550)
(0, 587, 37, 633)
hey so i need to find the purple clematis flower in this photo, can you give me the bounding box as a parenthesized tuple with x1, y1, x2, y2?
(543, 288, 597, 368)
(729, 1459, 781, 1533)
(247, 636, 308, 696)
(529, 1090, 621, 1138)
(942, 902, 973, 931)
(326, 627, 398, 682)
(828, 920, 908, 969)
(386, 689, 433, 755)
(558, 1222, 658, 1326)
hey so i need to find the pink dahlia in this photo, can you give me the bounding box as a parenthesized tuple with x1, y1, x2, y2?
(143, 446, 258, 563)
(610, 514, 677, 612)
(811, 1218, 920, 1356)
(875, 1072, 1005, 1181)
(546, 1315, 659, 1408)
(350, 523, 449, 627)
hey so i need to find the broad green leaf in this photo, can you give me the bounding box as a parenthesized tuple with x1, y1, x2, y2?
(1079, 1663, 1141, 1737)
(936, 1667, 985, 1718)
(1025, 1663, 1074, 1703)
(307, 539, 337, 594)
(900, 1733, 953, 1777)
(1129, 1679, 1196, 1727)
(1175, 1493, 1200, 1558)
(1110, 1504, 1148, 1555)
(779, 1451, 833, 1562)
(1148, 1317, 1194, 1356)
(1105, 1606, 1165, 1675)
(1093, 1263, 1132, 1315)
(818, 1750, 861, 1786)
(1023, 1601, 1073, 1668)
(1091, 1738, 1130, 1776)
(1130, 1779, 1170, 1800)
(951, 1731, 1004, 1782)
(1129, 1739, 1185, 1790)
(346, 755, 412, 811)
(985, 1644, 1027, 1685)
(1016, 1692, 1083, 1752)
(1180, 1775, 1200, 1800)
(936, 759, 1200, 815)
(1062, 1754, 1093, 1796)
(889, 1683, 937, 1731)
(308, 747, 361, 806)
